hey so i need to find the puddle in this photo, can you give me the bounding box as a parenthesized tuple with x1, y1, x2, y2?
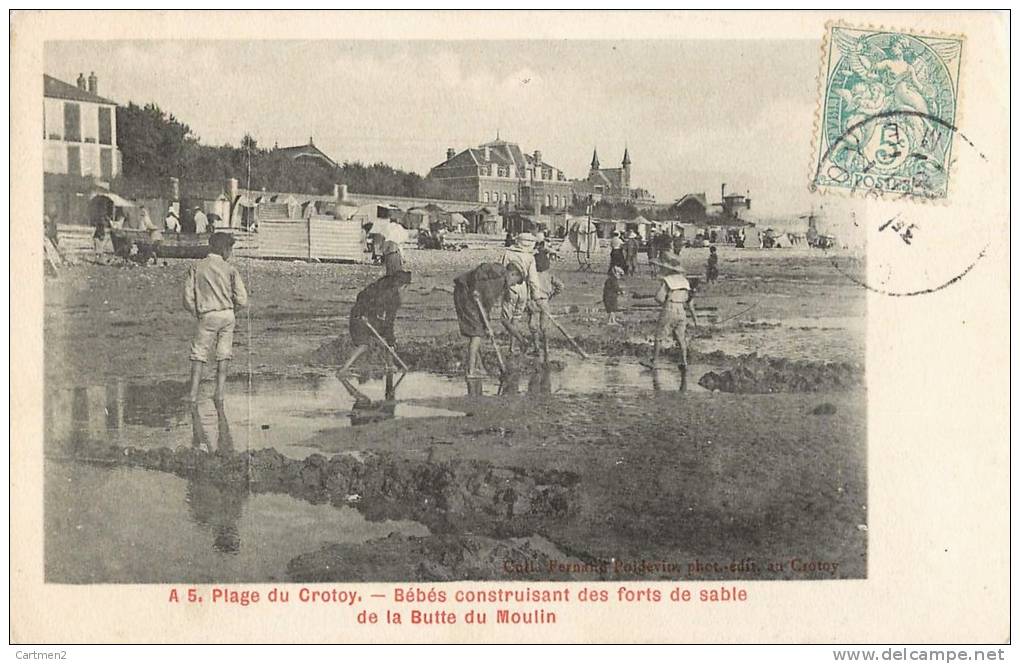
(45, 361, 715, 458)
(476, 360, 713, 396)
(46, 374, 466, 459)
(44, 460, 428, 583)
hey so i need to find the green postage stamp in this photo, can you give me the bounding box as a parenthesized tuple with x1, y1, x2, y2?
(812, 24, 964, 200)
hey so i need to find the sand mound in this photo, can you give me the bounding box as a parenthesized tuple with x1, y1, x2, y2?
(59, 442, 579, 539)
(697, 354, 862, 393)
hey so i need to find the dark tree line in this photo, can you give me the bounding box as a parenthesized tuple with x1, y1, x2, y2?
(114, 102, 456, 198)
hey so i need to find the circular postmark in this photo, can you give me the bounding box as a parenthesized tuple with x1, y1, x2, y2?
(813, 110, 984, 202)
(813, 111, 993, 296)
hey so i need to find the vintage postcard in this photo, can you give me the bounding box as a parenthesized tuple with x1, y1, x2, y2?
(9, 10, 1009, 645)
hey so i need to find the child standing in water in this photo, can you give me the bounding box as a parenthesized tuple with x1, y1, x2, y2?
(183, 232, 248, 402)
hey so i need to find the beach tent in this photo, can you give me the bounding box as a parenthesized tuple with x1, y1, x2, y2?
(404, 208, 429, 230)
(444, 212, 469, 232)
(560, 218, 602, 258)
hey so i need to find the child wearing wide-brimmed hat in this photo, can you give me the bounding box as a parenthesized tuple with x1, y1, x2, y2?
(646, 250, 699, 388)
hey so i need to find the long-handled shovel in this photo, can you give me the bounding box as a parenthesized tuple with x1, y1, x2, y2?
(473, 293, 507, 375)
(360, 317, 410, 372)
(544, 309, 589, 359)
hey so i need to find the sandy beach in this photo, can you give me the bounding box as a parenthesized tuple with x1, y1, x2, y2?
(43, 241, 867, 583)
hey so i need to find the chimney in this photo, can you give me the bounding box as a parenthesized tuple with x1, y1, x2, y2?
(483, 146, 490, 161)
(76, 73, 86, 90)
(533, 150, 542, 165)
(446, 148, 456, 161)
(721, 183, 726, 200)
(88, 71, 98, 94)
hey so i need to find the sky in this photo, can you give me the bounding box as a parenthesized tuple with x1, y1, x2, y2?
(47, 39, 837, 220)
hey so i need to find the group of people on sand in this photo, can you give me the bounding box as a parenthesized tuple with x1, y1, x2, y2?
(602, 248, 701, 388)
(180, 227, 714, 403)
(340, 230, 562, 379)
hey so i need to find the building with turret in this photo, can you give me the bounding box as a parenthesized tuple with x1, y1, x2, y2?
(572, 147, 655, 206)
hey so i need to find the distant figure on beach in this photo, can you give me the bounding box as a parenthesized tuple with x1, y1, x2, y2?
(164, 209, 180, 233)
(603, 265, 625, 326)
(647, 230, 659, 275)
(381, 230, 405, 276)
(338, 270, 412, 373)
(624, 231, 640, 275)
(139, 205, 154, 231)
(706, 246, 719, 283)
(140, 205, 162, 265)
(609, 231, 627, 274)
(180, 208, 197, 234)
(92, 213, 111, 262)
(193, 207, 210, 234)
(183, 232, 249, 402)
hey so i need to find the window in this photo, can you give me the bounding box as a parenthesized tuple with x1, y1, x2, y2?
(100, 148, 113, 180)
(546, 195, 551, 206)
(554, 195, 560, 208)
(484, 192, 490, 203)
(63, 103, 81, 142)
(66, 146, 81, 176)
(502, 192, 508, 203)
(98, 107, 112, 145)
(511, 193, 517, 203)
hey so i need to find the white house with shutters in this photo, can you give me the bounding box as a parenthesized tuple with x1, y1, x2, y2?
(43, 72, 121, 185)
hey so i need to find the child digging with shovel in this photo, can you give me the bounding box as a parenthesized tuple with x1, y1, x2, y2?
(452, 262, 527, 378)
(338, 270, 413, 374)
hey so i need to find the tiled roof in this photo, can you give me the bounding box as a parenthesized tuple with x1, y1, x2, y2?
(44, 74, 116, 105)
(275, 143, 337, 168)
(434, 140, 562, 175)
(593, 168, 624, 189)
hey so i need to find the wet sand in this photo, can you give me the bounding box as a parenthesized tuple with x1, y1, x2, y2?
(43, 243, 866, 582)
